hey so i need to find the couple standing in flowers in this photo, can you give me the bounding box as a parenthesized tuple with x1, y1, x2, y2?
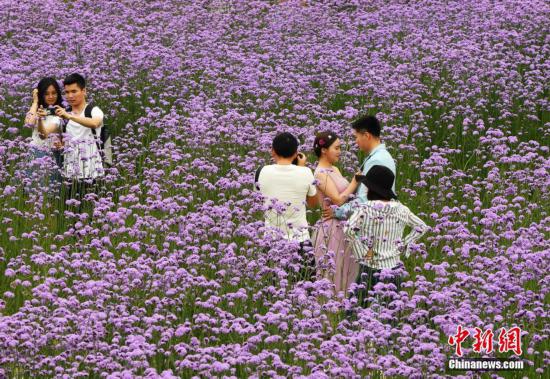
(256, 115, 429, 307)
(24, 73, 107, 202)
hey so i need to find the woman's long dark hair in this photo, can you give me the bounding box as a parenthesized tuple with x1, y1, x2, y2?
(36, 77, 63, 109)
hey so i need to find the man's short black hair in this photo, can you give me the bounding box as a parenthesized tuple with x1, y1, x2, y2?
(272, 132, 298, 158)
(63, 73, 86, 89)
(352, 115, 381, 137)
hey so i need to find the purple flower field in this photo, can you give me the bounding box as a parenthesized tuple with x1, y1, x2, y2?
(0, 0, 548, 378)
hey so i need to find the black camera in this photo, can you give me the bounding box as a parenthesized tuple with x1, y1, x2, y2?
(45, 106, 57, 116)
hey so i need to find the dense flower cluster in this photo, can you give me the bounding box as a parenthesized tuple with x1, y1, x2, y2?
(0, 0, 548, 377)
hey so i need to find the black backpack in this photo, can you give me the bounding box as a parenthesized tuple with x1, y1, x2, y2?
(64, 103, 113, 167)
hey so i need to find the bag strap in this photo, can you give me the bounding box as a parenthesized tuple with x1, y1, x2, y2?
(84, 103, 93, 118)
(62, 105, 72, 133)
(85, 103, 96, 136)
(82, 103, 105, 163)
(254, 166, 264, 190)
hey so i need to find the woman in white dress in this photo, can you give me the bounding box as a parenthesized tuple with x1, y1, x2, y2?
(23, 77, 64, 188)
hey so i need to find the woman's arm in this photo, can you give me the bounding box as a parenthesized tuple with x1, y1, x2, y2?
(402, 207, 430, 257)
(36, 107, 48, 139)
(316, 171, 359, 206)
(24, 89, 39, 126)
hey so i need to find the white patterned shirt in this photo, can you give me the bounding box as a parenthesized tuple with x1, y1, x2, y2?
(344, 200, 429, 269)
(63, 105, 104, 179)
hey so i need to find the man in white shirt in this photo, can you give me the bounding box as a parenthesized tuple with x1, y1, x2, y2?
(255, 132, 319, 280)
(54, 73, 105, 202)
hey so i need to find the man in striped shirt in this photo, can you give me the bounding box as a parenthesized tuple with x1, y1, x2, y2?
(344, 166, 429, 308)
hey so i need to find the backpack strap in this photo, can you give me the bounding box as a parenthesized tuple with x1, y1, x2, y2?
(254, 166, 264, 190)
(83, 103, 105, 163)
(62, 105, 72, 133)
(85, 103, 95, 136)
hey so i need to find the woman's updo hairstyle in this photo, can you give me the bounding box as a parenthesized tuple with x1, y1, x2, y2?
(313, 131, 339, 157)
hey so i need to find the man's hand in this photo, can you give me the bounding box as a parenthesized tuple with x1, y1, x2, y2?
(296, 153, 307, 166)
(322, 205, 334, 220)
(54, 105, 70, 120)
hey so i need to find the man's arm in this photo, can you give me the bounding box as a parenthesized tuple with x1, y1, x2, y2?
(305, 169, 318, 208)
(68, 114, 102, 129)
(305, 180, 318, 208)
(306, 194, 318, 208)
(55, 106, 103, 129)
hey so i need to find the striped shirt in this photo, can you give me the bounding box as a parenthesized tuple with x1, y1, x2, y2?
(344, 200, 429, 269)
